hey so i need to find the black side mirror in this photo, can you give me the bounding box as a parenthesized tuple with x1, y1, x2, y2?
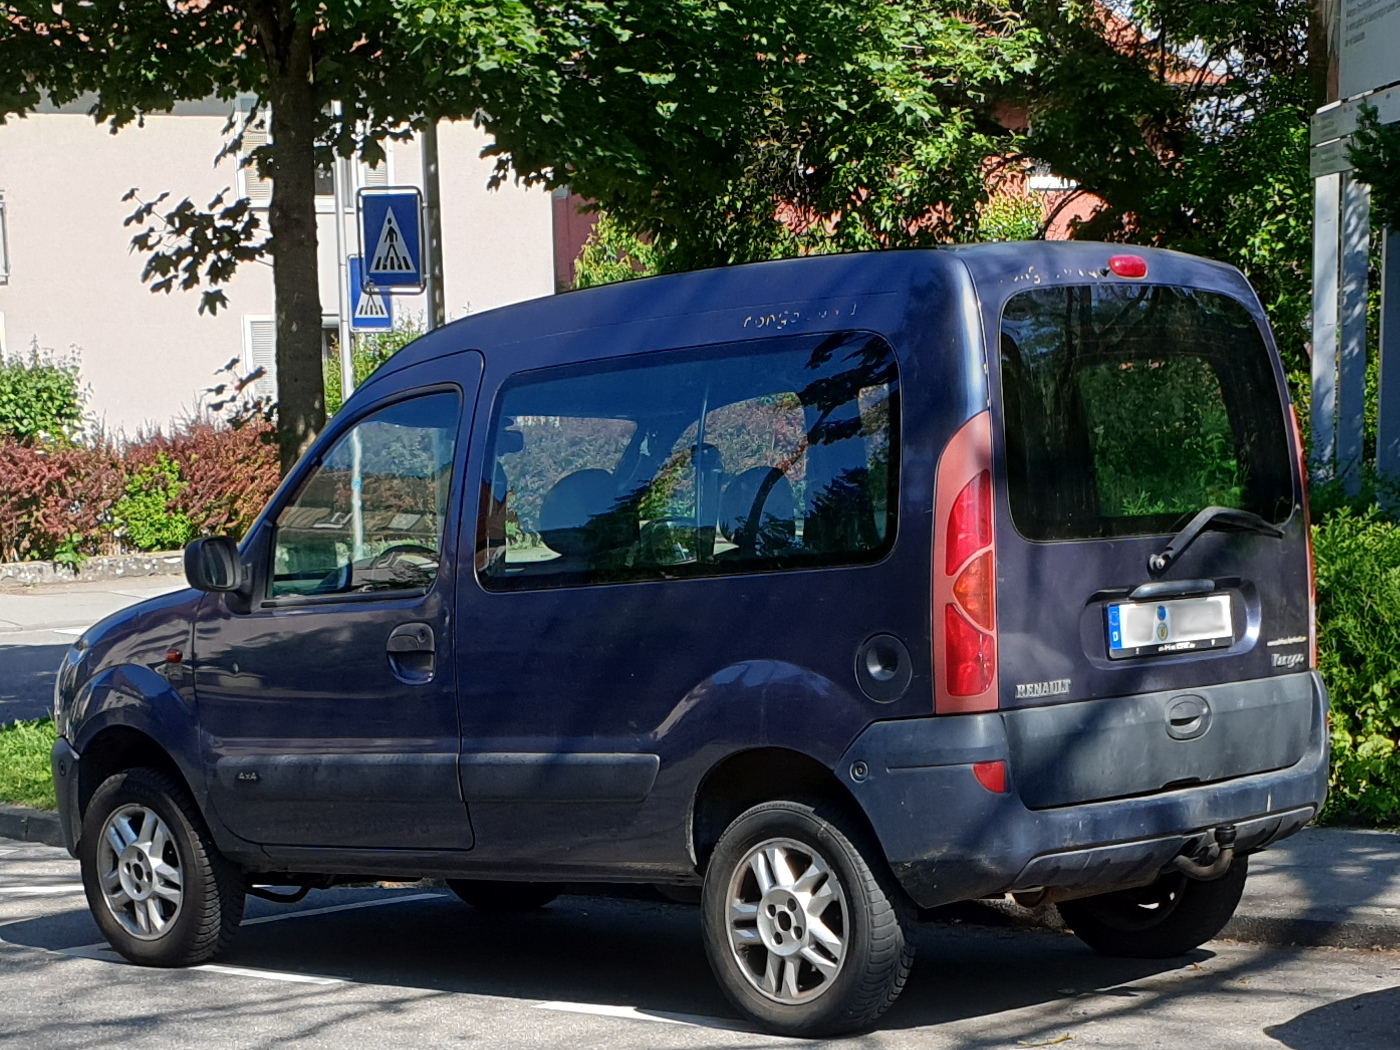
(184, 536, 245, 593)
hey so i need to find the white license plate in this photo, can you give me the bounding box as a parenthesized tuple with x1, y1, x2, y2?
(1106, 594, 1233, 659)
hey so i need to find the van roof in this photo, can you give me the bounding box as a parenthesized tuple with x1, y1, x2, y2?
(365, 242, 1255, 389)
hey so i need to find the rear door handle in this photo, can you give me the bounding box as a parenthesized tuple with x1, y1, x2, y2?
(386, 623, 435, 683)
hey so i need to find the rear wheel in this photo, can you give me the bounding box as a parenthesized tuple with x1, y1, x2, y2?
(700, 800, 912, 1037)
(79, 767, 244, 966)
(445, 879, 562, 912)
(1058, 856, 1249, 959)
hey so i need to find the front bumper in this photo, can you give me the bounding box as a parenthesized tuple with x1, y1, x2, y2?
(51, 736, 82, 857)
(840, 670, 1330, 909)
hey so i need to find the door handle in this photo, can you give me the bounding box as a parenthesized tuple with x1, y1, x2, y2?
(387, 623, 435, 683)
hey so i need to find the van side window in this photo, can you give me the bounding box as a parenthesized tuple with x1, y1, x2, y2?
(477, 332, 898, 589)
(999, 285, 1292, 541)
(269, 392, 460, 598)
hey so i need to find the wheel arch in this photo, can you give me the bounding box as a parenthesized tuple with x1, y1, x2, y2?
(689, 747, 883, 874)
(76, 725, 200, 828)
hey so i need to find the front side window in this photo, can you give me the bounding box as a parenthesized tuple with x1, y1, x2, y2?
(270, 392, 460, 598)
(478, 332, 898, 589)
(999, 285, 1293, 541)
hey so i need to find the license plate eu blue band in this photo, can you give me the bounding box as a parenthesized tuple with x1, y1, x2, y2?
(1106, 594, 1233, 659)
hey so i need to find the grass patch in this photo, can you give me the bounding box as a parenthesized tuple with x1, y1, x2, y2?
(0, 718, 57, 810)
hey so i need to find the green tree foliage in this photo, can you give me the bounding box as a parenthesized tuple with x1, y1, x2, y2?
(113, 453, 196, 552)
(1016, 0, 1316, 370)
(1349, 103, 1400, 234)
(573, 214, 662, 289)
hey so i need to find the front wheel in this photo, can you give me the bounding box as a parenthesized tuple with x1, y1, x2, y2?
(700, 800, 912, 1037)
(79, 767, 245, 966)
(1058, 855, 1249, 959)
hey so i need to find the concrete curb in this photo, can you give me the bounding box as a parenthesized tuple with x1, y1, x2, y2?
(0, 803, 64, 848)
(0, 551, 184, 588)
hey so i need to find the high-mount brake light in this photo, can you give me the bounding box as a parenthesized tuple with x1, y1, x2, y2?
(933, 412, 998, 713)
(1108, 254, 1149, 279)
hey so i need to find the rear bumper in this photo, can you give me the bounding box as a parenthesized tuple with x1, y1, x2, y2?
(840, 670, 1329, 909)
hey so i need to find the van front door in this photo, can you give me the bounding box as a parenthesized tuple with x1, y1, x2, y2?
(193, 358, 481, 850)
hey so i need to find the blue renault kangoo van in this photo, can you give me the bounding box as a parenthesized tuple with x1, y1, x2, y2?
(52, 244, 1327, 1036)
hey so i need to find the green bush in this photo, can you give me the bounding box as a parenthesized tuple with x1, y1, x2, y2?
(112, 452, 195, 552)
(324, 322, 422, 418)
(0, 340, 84, 445)
(1315, 507, 1400, 826)
(0, 718, 57, 810)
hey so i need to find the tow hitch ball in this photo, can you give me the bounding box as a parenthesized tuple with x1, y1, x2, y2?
(1171, 823, 1237, 881)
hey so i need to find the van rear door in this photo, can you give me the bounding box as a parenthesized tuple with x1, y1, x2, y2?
(984, 265, 1311, 809)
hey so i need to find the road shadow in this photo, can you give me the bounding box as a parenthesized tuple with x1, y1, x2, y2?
(0, 889, 1195, 1032)
(1265, 986, 1400, 1048)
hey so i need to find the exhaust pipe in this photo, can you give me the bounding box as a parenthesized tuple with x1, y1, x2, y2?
(1171, 823, 1237, 881)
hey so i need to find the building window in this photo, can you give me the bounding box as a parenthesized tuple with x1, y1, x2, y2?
(241, 316, 277, 401)
(233, 100, 274, 208)
(0, 190, 10, 285)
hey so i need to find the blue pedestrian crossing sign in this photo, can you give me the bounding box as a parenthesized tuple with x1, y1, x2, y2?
(357, 188, 423, 291)
(348, 256, 392, 331)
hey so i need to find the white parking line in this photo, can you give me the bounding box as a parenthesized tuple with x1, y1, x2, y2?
(0, 885, 86, 896)
(534, 1000, 751, 1032)
(241, 891, 445, 926)
(57, 943, 343, 985)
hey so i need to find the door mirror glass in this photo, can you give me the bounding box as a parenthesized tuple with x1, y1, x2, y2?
(269, 392, 461, 598)
(184, 536, 244, 593)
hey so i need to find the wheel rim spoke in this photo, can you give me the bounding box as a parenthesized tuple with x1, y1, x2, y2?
(96, 804, 185, 942)
(724, 834, 849, 1006)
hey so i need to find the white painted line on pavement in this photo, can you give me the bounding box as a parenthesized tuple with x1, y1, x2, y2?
(0, 884, 86, 896)
(57, 942, 343, 985)
(240, 891, 445, 926)
(52, 628, 85, 636)
(534, 1000, 750, 1032)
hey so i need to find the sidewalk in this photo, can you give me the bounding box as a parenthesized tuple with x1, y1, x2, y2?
(0, 574, 188, 724)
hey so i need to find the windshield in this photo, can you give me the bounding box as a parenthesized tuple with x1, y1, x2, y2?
(998, 284, 1293, 541)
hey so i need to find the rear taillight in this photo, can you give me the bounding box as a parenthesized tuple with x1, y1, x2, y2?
(933, 411, 998, 713)
(1289, 404, 1317, 668)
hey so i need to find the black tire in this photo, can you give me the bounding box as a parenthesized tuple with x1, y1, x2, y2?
(445, 879, 562, 912)
(700, 800, 912, 1037)
(1058, 855, 1249, 959)
(78, 767, 245, 967)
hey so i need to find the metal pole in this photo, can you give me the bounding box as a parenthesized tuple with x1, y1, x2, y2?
(333, 152, 356, 408)
(1311, 172, 1341, 478)
(421, 120, 446, 331)
(1378, 226, 1400, 505)
(1339, 173, 1371, 496)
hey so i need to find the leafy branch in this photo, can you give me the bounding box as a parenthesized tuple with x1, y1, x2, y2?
(1349, 103, 1400, 233)
(121, 188, 269, 315)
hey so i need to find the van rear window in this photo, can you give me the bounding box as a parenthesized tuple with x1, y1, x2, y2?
(999, 285, 1293, 541)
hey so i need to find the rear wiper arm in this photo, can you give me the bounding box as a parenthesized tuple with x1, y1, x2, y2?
(1147, 505, 1283, 578)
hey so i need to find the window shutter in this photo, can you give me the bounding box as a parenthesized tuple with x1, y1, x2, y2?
(361, 159, 389, 188)
(243, 317, 277, 401)
(234, 100, 274, 208)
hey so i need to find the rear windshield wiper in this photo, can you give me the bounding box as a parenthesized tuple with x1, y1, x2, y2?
(1148, 506, 1284, 578)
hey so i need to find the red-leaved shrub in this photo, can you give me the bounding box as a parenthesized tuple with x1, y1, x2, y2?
(0, 418, 280, 562)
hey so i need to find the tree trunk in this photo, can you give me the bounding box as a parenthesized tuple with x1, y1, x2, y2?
(255, 3, 325, 474)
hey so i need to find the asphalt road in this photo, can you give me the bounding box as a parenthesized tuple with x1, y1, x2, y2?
(2, 836, 1397, 1050)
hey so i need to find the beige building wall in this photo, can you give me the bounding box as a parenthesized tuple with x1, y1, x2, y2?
(0, 104, 553, 437)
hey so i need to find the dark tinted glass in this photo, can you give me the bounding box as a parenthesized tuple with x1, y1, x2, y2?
(999, 285, 1293, 541)
(478, 332, 898, 589)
